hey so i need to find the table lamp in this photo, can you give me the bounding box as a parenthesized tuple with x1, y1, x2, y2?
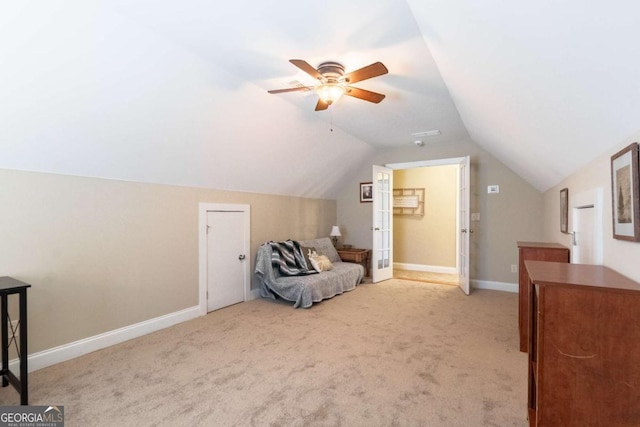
(330, 226, 342, 247)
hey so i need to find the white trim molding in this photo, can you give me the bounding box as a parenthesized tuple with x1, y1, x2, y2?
(393, 262, 457, 275)
(12, 306, 200, 373)
(386, 157, 466, 170)
(472, 279, 518, 293)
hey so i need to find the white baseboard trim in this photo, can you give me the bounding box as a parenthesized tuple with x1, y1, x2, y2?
(472, 280, 518, 293)
(12, 305, 201, 373)
(394, 262, 457, 275)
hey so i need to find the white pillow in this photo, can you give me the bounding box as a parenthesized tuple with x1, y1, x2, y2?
(299, 238, 341, 263)
(309, 254, 333, 272)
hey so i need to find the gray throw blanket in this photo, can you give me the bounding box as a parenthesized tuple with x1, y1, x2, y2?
(268, 240, 317, 276)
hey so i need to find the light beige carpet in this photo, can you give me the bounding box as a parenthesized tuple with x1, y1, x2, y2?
(0, 280, 528, 426)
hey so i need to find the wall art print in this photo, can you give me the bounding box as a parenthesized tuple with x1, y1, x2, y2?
(611, 142, 640, 241)
(360, 182, 373, 203)
(560, 188, 569, 233)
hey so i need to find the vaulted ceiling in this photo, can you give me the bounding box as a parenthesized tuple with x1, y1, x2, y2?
(2, 1, 639, 198)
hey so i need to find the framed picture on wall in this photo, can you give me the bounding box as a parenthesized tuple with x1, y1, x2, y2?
(560, 188, 569, 233)
(360, 182, 373, 203)
(611, 142, 640, 241)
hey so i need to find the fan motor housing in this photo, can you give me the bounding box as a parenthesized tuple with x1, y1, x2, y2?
(317, 62, 345, 81)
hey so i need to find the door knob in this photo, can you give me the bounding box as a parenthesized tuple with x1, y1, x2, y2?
(238, 254, 246, 260)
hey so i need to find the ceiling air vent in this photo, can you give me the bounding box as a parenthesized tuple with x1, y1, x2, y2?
(412, 130, 441, 138)
(411, 130, 441, 146)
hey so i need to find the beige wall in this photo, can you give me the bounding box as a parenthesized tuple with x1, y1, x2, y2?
(0, 169, 335, 354)
(336, 138, 544, 284)
(394, 165, 457, 267)
(542, 134, 640, 283)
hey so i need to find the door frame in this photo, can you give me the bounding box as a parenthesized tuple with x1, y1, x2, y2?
(198, 203, 251, 315)
(386, 156, 469, 277)
(570, 187, 603, 265)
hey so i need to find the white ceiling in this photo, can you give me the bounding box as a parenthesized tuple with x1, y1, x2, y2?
(104, 0, 469, 146)
(2, 1, 639, 196)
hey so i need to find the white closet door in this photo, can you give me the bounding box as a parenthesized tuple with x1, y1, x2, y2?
(207, 210, 246, 312)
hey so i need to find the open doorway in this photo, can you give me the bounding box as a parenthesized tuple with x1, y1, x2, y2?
(384, 157, 470, 290)
(392, 164, 458, 286)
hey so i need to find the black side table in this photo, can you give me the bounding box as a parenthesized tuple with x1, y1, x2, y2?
(0, 277, 30, 405)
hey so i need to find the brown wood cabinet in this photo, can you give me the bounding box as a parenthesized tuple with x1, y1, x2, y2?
(525, 260, 640, 426)
(517, 242, 569, 352)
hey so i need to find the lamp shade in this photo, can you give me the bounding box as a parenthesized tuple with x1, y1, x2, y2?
(317, 84, 345, 105)
(330, 226, 342, 237)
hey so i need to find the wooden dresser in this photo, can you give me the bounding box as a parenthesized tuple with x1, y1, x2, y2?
(517, 242, 569, 352)
(525, 260, 640, 426)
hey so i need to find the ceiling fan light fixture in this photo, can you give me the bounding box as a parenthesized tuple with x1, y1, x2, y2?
(316, 83, 345, 105)
(268, 59, 388, 111)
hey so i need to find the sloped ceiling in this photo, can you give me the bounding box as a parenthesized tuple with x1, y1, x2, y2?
(407, 1, 640, 190)
(1, 1, 639, 198)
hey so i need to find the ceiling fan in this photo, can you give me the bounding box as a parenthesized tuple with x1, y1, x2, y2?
(268, 59, 388, 111)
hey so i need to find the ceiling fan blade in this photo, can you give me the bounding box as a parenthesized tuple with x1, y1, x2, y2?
(315, 98, 329, 111)
(268, 86, 313, 94)
(290, 59, 324, 81)
(342, 62, 388, 84)
(344, 86, 386, 103)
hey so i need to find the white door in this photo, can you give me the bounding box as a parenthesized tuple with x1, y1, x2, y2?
(458, 156, 471, 295)
(572, 206, 595, 264)
(372, 165, 393, 283)
(207, 210, 247, 312)
(569, 188, 603, 265)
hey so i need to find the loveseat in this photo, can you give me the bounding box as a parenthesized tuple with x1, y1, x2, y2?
(255, 237, 365, 308)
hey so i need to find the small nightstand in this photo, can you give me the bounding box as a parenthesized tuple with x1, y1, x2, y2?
(337, 248, 371, 277)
